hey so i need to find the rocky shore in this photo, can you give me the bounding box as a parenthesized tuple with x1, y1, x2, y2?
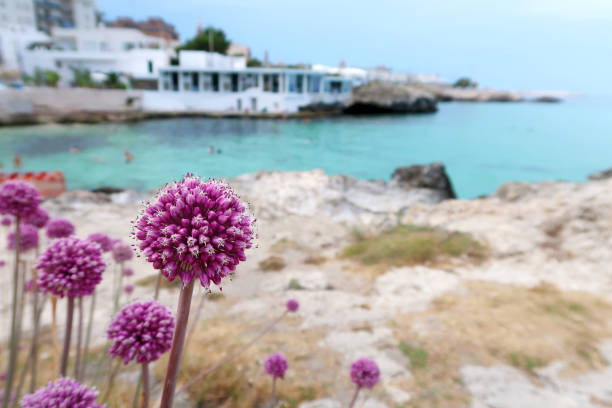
(1, 164, 611, 407)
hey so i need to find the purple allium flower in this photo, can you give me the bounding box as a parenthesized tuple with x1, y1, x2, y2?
(37, 237, 105, 298)
(87, 233, 113, 252)
(7, 224, 38, 251)
(112, 241, 133, 263)
(264, 353, 288, 379)
(123, 283, 135, 295)
(21, 377, 105, 408)
(350, 358, 380, 389)
(1, 215, 12, 226)
(286, 299, 299, 313)
(25, 207, 49, 229)
(123, 266, 134, 277)
(108, 300, 175, 364)
(46, 218, 75, 239)
(134, 175, 255, 287)
(7, 223, 39, 252)
(0, 181, 41, 218)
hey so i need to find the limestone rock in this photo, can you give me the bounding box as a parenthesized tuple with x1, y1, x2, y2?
(344, 81, 437, 114)
(390, 162, 456, 199)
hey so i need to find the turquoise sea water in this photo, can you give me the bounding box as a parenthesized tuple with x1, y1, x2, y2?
(0, 96, 610, 198)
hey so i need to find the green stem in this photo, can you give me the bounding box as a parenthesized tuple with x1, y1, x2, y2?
(81, 290, 97, 380)
(159, 279, 195, 408)
(3, 216, 21, 408)
(60, 297, 74, 377)
(348, 385, 361, 408)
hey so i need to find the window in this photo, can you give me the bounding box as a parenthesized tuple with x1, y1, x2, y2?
(202, 74, 212, 91)
(182, 73, 192, 91)
(308, 75, 321, 93)
(240, 74, 258, 91)
(288, 74, 304, 93)
(263, 74, 279, 93)
(147, 60, 153, 74)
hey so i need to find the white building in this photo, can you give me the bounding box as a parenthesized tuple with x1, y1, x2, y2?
(20, 27, 174, 86)
(71, 0, 98, 30)
(143, 50, 352, 114)
(0, 0, 36, 30)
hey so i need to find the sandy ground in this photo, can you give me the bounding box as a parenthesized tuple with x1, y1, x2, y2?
(1, 170, 612, 407)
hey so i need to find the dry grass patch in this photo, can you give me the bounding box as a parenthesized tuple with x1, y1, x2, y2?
(134, 273, 180, 290)
(393, 281, 612, 408)
(270, 238, 301, 253)
(303, 255, 327, 265)
(259, 255, 287, 272)
(159, 317, 337, 408)
(342, 225, 487, 270)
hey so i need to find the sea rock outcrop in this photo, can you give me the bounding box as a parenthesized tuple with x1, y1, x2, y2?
(343, 81, 438, 114)
(390, 162, 456, 199)
(588, 167, 612, 181)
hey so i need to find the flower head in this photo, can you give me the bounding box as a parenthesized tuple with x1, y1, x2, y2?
(350, 358, 380, 389)
(123, 266, 134, 277)
(264, 353, 288, 379)
(134, 175, 255, 288)
(21, 377, 104, 408)
(108, 300, 175, 364)
(8, 223, 39, 252)
(286, 299, 299, 313)
(112, 241, 133, 263)
(123, 283, 134, 295)
(87, 233, 113, 252)
(0, 181, 41, 218)
(25, 207, 50, 229)
(46, 218, 75, 239)
(1, 216, 12, 226)
(37, 237, 105, 298)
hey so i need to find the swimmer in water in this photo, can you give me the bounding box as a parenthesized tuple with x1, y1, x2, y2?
(124, 148, 134, 163)
(13, 154, 22, 168)
(70, 146, 80, 153)
(208, 146, 215, 154)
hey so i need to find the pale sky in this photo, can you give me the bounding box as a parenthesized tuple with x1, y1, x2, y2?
(99, 0, 612, 93)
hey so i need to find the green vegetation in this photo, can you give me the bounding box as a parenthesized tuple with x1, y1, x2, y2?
(342, 225, 487, 267)
(453, 77, 478, 88)
(24, 69, 60, 87)
(135, 274, 180, 290)
(179, 27, 230, 54)
(103, 72, 127, 89)
(288, 278, 305, 290)
(399, 342, 428, 369)
(258, 255, 287, 272)
(247, 58, 263, 67)
(508, 352, 545, 372)
(72, 68, 95, 88)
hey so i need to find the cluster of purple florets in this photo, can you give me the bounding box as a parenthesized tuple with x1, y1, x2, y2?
(108, 300, 175, 364)
(134, 176, 255, 288)
(7, 223, 39, 252)
(123, 283, 135, 295)
(112, 241, 133, 263)
(21, 377, 104, 408)
(46, 218, 75, 239)
(286, 299, 299, 313)
(264, 353, 288, 379)
(87, 232, 113, 252)
(25, 207, 50, 229)
(350, 358, 380, 389)
(1, 216, 11, 226)
(0, 181, 42, 218)
(37, 237, 106, 298)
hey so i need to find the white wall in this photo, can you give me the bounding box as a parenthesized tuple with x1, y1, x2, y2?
(179, 50, 246, 70)
(0, 0, 36, 30)
(21, 48, 169, 83)
(142, 88, 349, 114)
(52, 27, 172, 52)
(0, 27, 48, 72)
(72, 0, 97, 29)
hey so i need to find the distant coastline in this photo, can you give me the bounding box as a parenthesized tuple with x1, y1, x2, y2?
(0, 86, 568, 127)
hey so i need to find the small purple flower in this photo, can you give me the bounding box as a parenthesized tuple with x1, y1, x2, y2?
(286, 299, 299, 312)
(37, 237, 106, 298)
(350, 358, 380, 389)
(123, 283, 135, 294)
(108, 300, 175, 364)
(112, 241, 133, 263)
(0, 259, 5, 267)
(24, 279, 34, 293)
(7, 223, 39, 252)
(1, 215, 12, 226)
(123, 266, 134, 277)
(134, 175, 255, 287)
(0, 181, 41, 218)
(25, 207, 50, 229)
(21, 377, 105, 408)
(87, 233, 113, 252)
(46, 218, 75, 239)
(264, 353, 288, 379)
